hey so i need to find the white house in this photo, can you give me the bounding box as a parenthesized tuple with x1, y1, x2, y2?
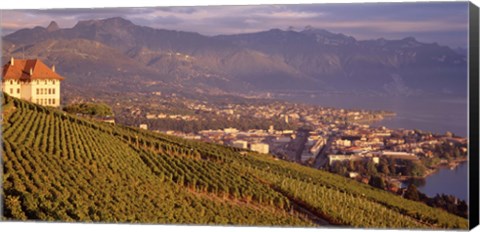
(2, 58, 64, 107)
(250, 143, 269, 154)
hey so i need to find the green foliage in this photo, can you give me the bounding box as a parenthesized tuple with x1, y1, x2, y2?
(405, 161, 426, 177)
(275, 176, 423, 228)
(4, 196, 28, 220)
(1, 94, 468, 229)
(378, 163, 390, 175)
(368, 176, 386, 190)
(63, 102, 113, 117)
(366, 161, 378, 176)
(405, 184, 420, 201)
(1, 95, 310, 226)
(130, 115, 293, 133)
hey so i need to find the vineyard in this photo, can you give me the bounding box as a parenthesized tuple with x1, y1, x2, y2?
(1, 94, 469, 229)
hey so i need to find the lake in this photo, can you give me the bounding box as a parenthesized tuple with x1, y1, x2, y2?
(403, 162, 468, 201)
(277, 92, 469, 200)
(278, 93, 468, 136)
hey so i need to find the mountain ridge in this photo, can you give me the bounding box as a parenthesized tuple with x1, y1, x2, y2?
(2, 17, 467, 97)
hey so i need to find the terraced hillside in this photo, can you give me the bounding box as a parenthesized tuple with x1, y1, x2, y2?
(1, 94, 468, 229)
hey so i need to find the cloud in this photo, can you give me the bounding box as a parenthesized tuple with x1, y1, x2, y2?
(311, 20, 467, 33)
(0, 3, 468, 48)
(130, 15, 184, 26)
(154, 7, 198, 14)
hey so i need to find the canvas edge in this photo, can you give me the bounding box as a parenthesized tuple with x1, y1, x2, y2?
(468, 1, 480, 230)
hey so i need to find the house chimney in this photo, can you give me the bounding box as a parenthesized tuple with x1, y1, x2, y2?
(10, 57, 14, 66)
(52, 65, 55, 72)
(30, 68, 33, 75)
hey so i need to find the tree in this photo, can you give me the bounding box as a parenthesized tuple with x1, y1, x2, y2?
(388, 159, 397, 176)
(366, 161, 378, 176)
(357, 161, 366, 173)
(453, 147, 461, 158)
(347, 160, 355, 172)
(330, 162, 347, 176)
(378, 162, 390, 175)
(404, 184, 420, 201)
(406, 161, 426, 177)
(63, 102, 113, 117)
(368, 175, 386, 190)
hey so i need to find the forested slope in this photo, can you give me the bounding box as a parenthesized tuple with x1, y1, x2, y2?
(1, 94, 468, 229)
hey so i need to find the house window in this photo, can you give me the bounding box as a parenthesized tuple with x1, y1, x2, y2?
(10, 80, 13, 85)
(36, 80, 39, 84)
(36, 99, 39, 104)
(45, 80, 47, 85)
(53, 89, 55, 94)
(40, 89, 43, 95)
(48, 99, 51, 105)
(52, 99, 55, 105)
(36, 89, 39, 95)
(10, 88, 13, 94)
(40, 99, 43, 104)
(53, 80, 55, 85)
(48, 89, 51, 94)
(17, 88, 20, 94)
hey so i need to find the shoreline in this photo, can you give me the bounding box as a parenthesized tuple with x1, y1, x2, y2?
(366, 115, 468, 182)
(392, 157, 468, 182)
(423, 157, 468, 178)
(354, 113, 396, 125)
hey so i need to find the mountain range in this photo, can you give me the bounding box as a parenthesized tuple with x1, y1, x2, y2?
(1, 17, 468, 97)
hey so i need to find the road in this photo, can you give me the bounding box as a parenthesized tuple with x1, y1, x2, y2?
(291, 129, 309, 163)
(313, 136, 334, 169)
(283, 129, 309, 162)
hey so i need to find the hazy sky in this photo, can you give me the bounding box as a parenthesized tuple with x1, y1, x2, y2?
(0, 2, 470, 48)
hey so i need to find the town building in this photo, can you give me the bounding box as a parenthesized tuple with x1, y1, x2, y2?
(2, 58, 64, 107)
(348, 172, 359, 179)
(328, 154, 363, 165)
(335, 139, 352, 147)
(372, 151, 418, 160)
(232, 140, 248, 149)
(275, 136, 292, 143)
(223, 127, 239, 134)
(250, 143, 269, 154)
(268, 125, 275, 134)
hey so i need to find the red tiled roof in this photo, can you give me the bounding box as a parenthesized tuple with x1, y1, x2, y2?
(2, 58, 65, 81)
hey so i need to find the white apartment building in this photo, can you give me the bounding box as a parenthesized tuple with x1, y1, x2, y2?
(2, 58, 64, 107)
(250, 143, 269, 154)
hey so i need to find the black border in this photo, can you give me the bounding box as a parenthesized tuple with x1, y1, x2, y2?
(469, 1, 479, 230)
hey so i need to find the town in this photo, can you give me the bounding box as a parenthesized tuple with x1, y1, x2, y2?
(75, 90, 467, 194)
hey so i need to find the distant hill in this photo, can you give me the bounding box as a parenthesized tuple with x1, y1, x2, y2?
(2, 17, 467, 96)
(1, 94, 468, 228)
(216, 28, 467, 95)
